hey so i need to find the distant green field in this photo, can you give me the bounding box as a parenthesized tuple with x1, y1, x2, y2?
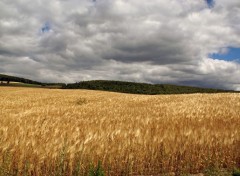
(0, 74, 64, 89)
(0, 82, 42, 87)
(0, 74, 42, 85)
(0, 82, 63, 89)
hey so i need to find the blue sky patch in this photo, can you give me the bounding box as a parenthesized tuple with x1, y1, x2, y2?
(205, 0, 215, 8)
(210, 47, 240, 61)
(41, 22, 51, 33)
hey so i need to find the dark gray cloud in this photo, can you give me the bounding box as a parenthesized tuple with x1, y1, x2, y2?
(0, 0, 240, 90)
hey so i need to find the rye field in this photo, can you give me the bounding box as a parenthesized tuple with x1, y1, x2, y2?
(0, 87, 240, 175)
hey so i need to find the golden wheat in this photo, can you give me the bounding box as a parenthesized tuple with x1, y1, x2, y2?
(0, 87, 239, 175)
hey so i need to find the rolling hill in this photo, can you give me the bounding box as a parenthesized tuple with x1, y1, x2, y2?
(0, 74, 64, 88)
(62, 80, 235, 94)
(1, 74, 237, 94)
(0, 74, 42, 85)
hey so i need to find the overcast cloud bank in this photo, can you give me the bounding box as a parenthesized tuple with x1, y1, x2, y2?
(0, 0, 240, 90)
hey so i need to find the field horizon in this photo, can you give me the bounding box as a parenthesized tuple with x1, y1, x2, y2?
(1, 73, 238, 95)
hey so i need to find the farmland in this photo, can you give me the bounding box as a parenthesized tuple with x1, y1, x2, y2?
(0, 87, 240, 175)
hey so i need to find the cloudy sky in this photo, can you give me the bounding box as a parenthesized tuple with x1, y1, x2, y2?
(0, 0, 240, 90)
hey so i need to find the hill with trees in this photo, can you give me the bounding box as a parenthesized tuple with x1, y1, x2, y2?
(62, 80, 235, 94)
(0, 74, 42, 85)
(0, 74, 64, 88)
(1, 74, 237, 94)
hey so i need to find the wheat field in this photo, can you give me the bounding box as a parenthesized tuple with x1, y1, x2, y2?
(0, 87, 240, 175)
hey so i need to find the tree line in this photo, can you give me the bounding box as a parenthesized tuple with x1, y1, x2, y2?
(0, 74, 42, 85)
(62, 80, 233, 94)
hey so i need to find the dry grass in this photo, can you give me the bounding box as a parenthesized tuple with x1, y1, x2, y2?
(0, 87, 239, 175)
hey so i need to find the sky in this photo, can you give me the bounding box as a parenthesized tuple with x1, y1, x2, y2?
(0, 0, 240, 90)
(210, 47, 240, 61)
